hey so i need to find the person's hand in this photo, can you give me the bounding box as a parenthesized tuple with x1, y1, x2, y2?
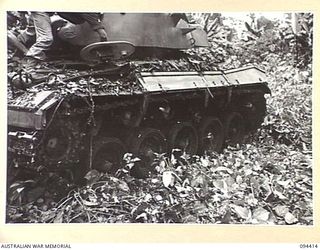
(96, 28, 108, 42)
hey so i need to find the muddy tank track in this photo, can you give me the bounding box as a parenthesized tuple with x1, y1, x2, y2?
(7, 57, 270, 180)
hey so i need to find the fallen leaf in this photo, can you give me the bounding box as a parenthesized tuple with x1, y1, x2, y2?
(183, 214, 198, 223)
(155, 195, 163, 201)
(200, 157, 210, 167)
(53, 210, 64, 223)
(191, 174, 207, 188)
(277, 179, 292, 188)
(135, 212, 148, 221)
(253, 207, 270, 222)
(144, 193, 152, 202)
(17, 187, 25, 194)
(193, 201, 207, 214)
(84, 169, 101, 184)
(284, 212, 298, 224)
(213, 166, 233, 174)
(117, 180, 130, 192)
(245, 193, 258, 206)
(162, 171, 175, 188)
(273, 190, 288, 200)
(232, 205, 251, 220)
(236, 175, 243, 184)
(274, 205, 289, 217)
(212, 179, 229, 194)
(83, 200, 99, 206)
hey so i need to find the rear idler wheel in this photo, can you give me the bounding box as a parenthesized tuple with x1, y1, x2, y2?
(129, 128, 167, 178)
(223, 112, 245, 145)
(198, 116, 224, 154)
(92, 137, 126, 174)
(242, 94, 267, 131)
(250, 95, 267, 130)
(168, 122, 199, 155)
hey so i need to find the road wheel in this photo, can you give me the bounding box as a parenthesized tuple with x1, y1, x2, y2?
(168, 122, 198, 155)
(223, 112, 245, 145)
(130, 128, 167, 162)
(129, 128, 167, 177)
(42, 124, 73, 163)
(198, 116, 224, 153)
(92, 137, 126, 173)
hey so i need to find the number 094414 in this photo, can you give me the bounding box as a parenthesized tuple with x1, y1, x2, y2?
(300, 244, 318, 248)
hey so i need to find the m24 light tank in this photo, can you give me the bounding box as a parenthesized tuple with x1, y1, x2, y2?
(7, 13, 270, 180)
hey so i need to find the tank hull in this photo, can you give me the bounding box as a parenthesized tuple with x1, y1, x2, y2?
(8, 64, 270, 178)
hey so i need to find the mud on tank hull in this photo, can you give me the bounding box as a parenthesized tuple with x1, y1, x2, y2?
(7, 63, 270, 180)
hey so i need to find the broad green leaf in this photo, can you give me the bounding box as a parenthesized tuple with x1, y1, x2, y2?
(144, 194, 152, 202)
(170, 154, 177, 165)
(117, 180, 130, 192)
(42, 211, 58, 222)
(200, 157, 210, 167)
(159, 160, 166, 168)
(84, 169, 100, 182)
(244, 168, 253, 176)
(155, 195, 163, 201)
(236, 175, 243, 184)
(83, 200, 99, 206)
(16, 187, 25, 194)
(274, 190, 288, 200)
(183, 215, 198, 223)
(285, 212, 298, 224)
(274, 205, 289, 217)
(131, 157, 141, 162)
(191, 174, 207, 188)
(193, 201, 207, 214)
(232, 205, 251, 220)
(53, 210, 64, 223)
(225, 176, 235, 188)
(253, 207, 270, 222)
(135, 212, 147, 221)
(212, 179, 228, 194)
(213, 166, 233, 174)
(162, 171, 175, 188)
(245, 193, 258, 206)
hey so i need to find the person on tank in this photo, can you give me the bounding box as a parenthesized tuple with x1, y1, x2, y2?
(22, 12, 108, 70)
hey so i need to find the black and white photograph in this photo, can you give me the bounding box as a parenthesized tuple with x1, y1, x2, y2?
(6, 10, 313, 226)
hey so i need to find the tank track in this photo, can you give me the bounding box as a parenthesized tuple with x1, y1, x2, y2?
(7, 57, 269, 180)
